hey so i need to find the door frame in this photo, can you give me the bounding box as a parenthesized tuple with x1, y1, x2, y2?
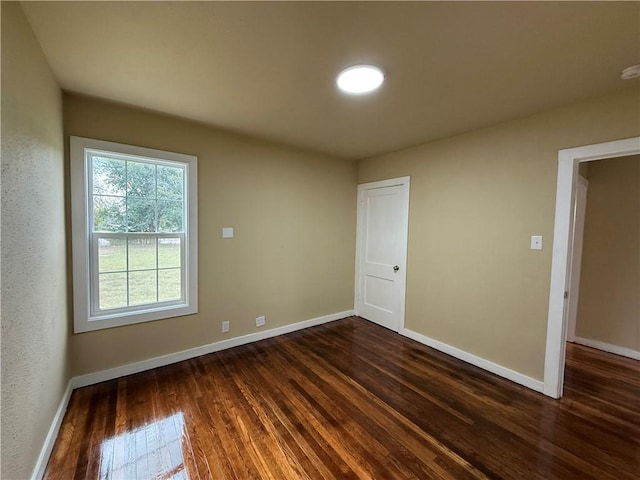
(354, 176, 410, 332)
(543, 136, 639, 399)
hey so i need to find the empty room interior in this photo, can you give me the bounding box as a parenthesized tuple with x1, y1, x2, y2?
(2, 1, 639, 479)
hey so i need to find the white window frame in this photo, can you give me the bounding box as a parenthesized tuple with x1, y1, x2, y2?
(70, 136, 198, 333)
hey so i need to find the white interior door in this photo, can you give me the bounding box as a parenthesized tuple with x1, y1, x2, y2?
(566, 175, 588, 342)
(355, 177, 410, 332)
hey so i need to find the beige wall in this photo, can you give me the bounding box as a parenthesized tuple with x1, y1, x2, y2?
(358, 87, 640, 380)
(576, 155, 640, 351)
(64, 94, 357, 376)
(1, 3, 69, 479)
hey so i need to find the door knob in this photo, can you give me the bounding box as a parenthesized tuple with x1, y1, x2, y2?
(393, 265, 399, 272)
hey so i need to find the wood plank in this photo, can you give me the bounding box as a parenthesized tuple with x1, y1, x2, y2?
(44, 317, 640, 479)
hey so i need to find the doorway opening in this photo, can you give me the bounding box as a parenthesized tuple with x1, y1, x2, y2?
(566, 156, 640, 359)
(543, 137, 640, 398)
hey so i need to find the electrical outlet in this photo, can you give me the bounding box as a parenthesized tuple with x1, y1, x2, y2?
(256, 315, 266, 327)
(221, 321, 229, 333)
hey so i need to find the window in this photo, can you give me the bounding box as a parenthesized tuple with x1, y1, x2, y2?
(71, 137, 197, 333)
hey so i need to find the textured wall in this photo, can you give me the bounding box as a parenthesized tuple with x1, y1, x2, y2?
(576, 155, 640, 351)
(1, 3, 69, 479)
(358, 87, 640, 380)
(64, 94, 357, 376)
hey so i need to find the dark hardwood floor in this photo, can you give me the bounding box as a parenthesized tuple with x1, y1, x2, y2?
(44, 316, 640, 479)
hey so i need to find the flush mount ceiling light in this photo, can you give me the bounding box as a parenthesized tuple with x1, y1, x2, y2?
(336, 65, 384, 95)
(621, 64, 640, 80)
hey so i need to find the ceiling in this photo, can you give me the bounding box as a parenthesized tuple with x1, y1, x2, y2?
(20, 1, 640, 160)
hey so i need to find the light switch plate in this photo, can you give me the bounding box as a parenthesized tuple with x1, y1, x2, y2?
(222, 227, 234, 239)
(531, 235, 543, 250)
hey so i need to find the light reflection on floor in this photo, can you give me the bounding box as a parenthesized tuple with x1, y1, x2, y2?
(99, 412, 188, 480)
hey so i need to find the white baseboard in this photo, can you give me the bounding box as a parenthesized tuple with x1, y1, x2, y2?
(573, 336, 640, 360)
(400, 328, 545, 393)
(72, 310, 354, 389)
(31, 380, 73, 480)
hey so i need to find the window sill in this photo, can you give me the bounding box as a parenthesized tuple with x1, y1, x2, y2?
(75, 303, 198, 333)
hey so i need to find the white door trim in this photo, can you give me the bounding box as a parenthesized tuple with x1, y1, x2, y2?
(543, 136, 640, 399)
(355, 176, 410, 332)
